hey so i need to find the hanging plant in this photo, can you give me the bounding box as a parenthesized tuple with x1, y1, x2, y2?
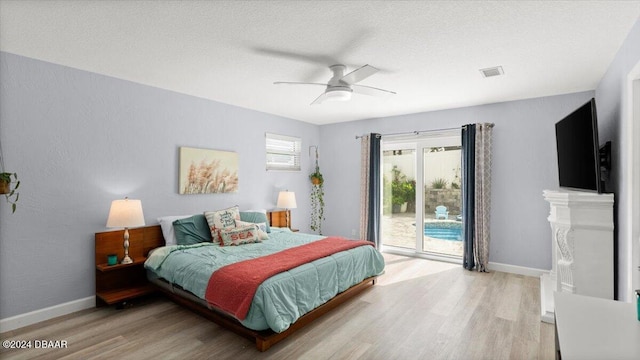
(309, 146, 325, 234)
(310, 167, 323, 185)
(0, 172, 19, 213)
(0, 140, 19, 213)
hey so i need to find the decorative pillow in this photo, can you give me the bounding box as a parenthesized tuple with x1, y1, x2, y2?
(240, 210, 271, 233)
(218, 224, 261, 246)
(204, 206, 241, 241)
(157, 215, 192, 246)
(173, 214, 213, 245)
(236, 220, 269, 240)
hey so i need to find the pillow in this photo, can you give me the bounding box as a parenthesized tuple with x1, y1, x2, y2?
(240, 210, 271, 233)
(236, 220, 269, 240)
(157, 215, 192, 246)
(218, 224, 261, 246)
(204, 205, 241, 241)
(173, 214, 213, 245)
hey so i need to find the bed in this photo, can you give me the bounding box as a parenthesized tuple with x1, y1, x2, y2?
(100, 209, 384, 351)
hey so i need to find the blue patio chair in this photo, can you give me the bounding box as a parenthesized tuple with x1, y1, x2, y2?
(435, 205, 449, 220)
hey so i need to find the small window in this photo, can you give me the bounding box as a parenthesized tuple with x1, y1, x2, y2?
(266, 133, 301, 171)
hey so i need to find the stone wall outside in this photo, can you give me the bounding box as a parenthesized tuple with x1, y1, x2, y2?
(425, 188, 461, 216)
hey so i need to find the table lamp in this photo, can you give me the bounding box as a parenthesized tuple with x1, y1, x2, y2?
(276, 190, 297, 229)
(106, 197, 145, 264)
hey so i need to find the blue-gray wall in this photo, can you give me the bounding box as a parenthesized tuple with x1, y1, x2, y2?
(0, 52, 319, 319)
(319, 92, 594, 271)
(595, 17, 640, 301)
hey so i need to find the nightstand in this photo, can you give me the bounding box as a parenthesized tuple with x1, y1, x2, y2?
(267, 210, 298, 231)
(95, 227, 159, 307)
(95, 258, 154, 306)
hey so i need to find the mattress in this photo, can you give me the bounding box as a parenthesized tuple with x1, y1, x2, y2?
(144, 228, 385, 332)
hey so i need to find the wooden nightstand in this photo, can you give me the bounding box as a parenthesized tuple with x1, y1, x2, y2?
(267, 210, 298, 231)
(95, 227, 160, 307)
(95, 258, 154, 306)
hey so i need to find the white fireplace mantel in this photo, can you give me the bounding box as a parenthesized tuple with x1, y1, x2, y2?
(540, 190, 614, 323)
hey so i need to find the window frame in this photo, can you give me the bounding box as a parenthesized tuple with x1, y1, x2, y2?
(265, 132, 302, 171)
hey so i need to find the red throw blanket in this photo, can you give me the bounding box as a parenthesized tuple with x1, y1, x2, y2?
(205, 237, 373, 320)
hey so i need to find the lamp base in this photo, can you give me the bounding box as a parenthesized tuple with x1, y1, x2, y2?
(121, 227, 133, 264)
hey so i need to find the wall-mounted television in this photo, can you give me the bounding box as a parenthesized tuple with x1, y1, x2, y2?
(555, 98, 610, 193)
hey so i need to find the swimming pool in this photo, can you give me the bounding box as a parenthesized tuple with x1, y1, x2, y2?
(423, 221, 462, 241)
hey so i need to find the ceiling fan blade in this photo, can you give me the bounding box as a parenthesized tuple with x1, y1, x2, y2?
(311, 92, 329, 105)
(274, 81, 328, 87)
(253, 47, 338, 66)
(340, 64, 379, 84)
(352, 84, 397, 97)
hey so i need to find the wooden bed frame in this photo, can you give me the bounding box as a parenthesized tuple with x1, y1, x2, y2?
(95, 222, 377, 351)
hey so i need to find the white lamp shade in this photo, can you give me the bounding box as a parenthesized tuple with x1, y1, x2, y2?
(106, 198, 145, 228)
(277, 191, 297, 209)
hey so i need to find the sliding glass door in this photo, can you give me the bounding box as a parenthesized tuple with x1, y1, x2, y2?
(421, 143, 462, 256)
(381, 132, 462, 259)
(381, 145, 416, 250)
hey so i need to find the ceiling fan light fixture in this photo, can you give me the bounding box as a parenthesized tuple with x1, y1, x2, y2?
(325, 87, 352, 101)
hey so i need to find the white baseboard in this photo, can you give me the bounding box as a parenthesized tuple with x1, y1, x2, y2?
(487, 261, 547, 277)
(0, 296, 95, 333)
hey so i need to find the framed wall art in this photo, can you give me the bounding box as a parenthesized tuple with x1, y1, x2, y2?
(179, 147, 239, 194)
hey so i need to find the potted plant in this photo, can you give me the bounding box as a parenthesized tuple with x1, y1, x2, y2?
(0, 172, 19, 213)
(310, 168, 323, 185)
(391, 166, 411, 213)
(309, 146, 324, 234)
(391, 192, 406, 213)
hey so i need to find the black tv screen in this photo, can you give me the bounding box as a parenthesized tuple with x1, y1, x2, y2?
(555, 98, 602, 193)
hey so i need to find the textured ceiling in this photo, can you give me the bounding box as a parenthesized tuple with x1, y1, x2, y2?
(1, 1, 639, 125)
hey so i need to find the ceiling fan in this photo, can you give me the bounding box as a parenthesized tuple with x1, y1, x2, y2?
(274, 64, 396, 105)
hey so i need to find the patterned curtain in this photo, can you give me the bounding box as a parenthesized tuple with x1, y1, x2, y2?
(474, 123, 493, 271)
(462, 123, 493, 271)
(359, 133, 381, 248)
(359, 135, 371, 241)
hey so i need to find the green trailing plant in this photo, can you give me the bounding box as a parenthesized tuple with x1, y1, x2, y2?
(310, 179, 324, 234)
(309, 146, 325, 234)
(431, 178, 448, 189)
(0, 172, 19, 213)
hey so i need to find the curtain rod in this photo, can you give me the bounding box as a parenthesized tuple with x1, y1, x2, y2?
(355, 123, 494, 139)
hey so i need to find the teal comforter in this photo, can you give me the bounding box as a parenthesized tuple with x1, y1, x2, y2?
(144, 228, 385, 332)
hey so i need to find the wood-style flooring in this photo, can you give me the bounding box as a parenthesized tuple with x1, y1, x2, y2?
(0, 253, 555, 359)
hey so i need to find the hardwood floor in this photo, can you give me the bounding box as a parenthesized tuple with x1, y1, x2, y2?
(0, 253, 555, 359)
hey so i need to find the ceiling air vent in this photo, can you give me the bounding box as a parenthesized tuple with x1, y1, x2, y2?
(479, 66, 504, 78)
